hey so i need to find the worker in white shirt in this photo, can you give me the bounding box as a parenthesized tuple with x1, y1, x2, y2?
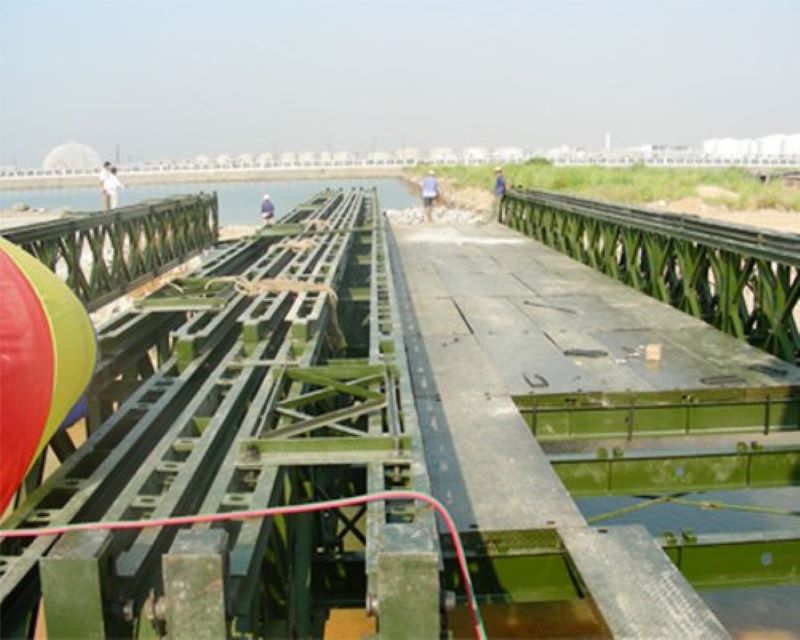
(103, 167, 125, 210)
(99, 161, 112, 210)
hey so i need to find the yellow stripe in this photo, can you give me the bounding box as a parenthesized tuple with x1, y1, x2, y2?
(0, 238, 96, 456)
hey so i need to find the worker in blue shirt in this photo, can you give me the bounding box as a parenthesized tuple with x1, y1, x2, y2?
(493, 167, 507, 220)
(420, 170, 440, 222)
(261, 194, 275, 224)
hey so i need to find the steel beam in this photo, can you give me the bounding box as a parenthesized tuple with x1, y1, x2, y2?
(552, 442, 800, 496)
(515, 386, 800, 441)
(438, 527, 800, 603)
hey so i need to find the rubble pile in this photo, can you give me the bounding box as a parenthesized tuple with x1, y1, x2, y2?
(384, 206, 484, 225)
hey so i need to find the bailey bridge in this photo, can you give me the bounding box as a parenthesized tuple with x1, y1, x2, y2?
(0, 188, 799, 638)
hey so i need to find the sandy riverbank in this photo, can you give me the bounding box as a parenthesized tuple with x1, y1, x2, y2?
(414, 177, 800, 235)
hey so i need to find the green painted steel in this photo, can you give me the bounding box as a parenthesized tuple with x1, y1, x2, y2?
(439, 528, 800, 602)
(0, 192, 353, 636)
(1, 193, 218, 311)
(310, 527, 800, 605)
(3, 188, 440, 639)
(501, 189, 800, 364)
(551, 442, 800, 496)
(663, 529, 800, 590)
(514, 385, 800, 441)
(7, 187, 800, 638)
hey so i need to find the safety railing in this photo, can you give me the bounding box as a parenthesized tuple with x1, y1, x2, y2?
(2, 193, 218, 311)
(501, 188, 800, 363)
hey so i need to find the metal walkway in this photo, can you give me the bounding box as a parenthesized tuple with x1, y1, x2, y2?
(390, 221, 800, 637)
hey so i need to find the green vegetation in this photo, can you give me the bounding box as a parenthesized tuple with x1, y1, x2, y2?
(409, 164, 800, 212)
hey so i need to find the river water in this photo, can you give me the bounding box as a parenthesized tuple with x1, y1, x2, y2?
(0, 177, 418, 225)
(2, 177, 798, 634)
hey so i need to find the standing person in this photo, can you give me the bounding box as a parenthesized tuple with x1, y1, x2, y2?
(99, 161, 112, 210)
(493, 167, 507, 221)
(261, 194, 275, 224)
(103, 167, 125, 210)
(420, 170, 440, 223)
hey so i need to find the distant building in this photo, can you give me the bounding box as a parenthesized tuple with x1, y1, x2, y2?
(429, 147, 458, 164)
(545, 145, 572, 161)
(463, 147, 489, 165)
(42, 142, 102, 171)
(703, 133, 800, 157)
(366, 151, 392, 165)
(493, 147, 525, 164)
(652, 145, 691, 153)
(333, 151, 355, 165)
(757, 135, 784, 156)
(297, 152, 316, 166)
(394, 148, 420, 165)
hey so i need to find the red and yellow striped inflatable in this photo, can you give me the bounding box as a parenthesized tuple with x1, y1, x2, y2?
(0, 237, 97, 511)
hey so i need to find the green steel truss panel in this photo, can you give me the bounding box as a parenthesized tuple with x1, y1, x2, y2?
(501, 189, 800, 363)
(2, 194, 219, 311)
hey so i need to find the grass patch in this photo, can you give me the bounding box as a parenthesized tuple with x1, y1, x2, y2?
(407, 165, 800, 212)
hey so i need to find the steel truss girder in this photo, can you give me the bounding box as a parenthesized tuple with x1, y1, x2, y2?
(2, 194, 219, 311)
(19, 187, 438, 638)
(0, 192, 351, 637)
(148, 190, 440, 638)
(14, 237, 281, 512)
(37, 190, 362, 637)
(550, 442, 800, 496)
(501, 189, 800, 363)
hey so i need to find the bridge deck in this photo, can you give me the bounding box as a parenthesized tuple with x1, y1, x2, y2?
(388, 220, 800, 639)
(391, 222, 798, 533)
(391, 224, 583, 533)
(394, 223, 799, 400)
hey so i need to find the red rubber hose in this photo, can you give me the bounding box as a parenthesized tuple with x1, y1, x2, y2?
(0, 490, 487, 639)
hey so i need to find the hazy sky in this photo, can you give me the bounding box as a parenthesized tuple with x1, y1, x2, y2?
(0, 0, 798, 167)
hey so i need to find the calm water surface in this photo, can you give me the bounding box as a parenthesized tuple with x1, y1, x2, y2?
(0, 178, 417, 225)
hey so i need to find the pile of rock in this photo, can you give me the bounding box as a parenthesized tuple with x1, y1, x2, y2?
(384, 207, 484, 225)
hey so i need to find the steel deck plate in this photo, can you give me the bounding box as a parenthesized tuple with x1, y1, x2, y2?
(394, 222, 800, 399)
